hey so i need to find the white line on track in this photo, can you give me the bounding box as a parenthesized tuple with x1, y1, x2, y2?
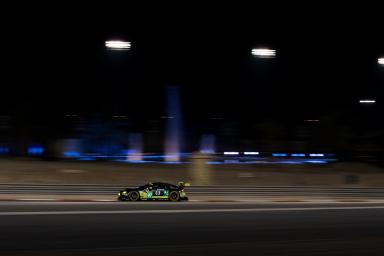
(2, 206, 384, 216)
(19, 198, 57, 201)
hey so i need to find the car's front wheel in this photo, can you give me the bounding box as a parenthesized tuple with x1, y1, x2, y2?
(169, 191, 180, 202)
(128, 191, 140, 201)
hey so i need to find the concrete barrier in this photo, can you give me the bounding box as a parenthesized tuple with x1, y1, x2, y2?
(0, 159, 384, 187)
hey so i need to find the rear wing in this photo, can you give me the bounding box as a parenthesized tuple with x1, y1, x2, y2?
(178, 182, 191, 188)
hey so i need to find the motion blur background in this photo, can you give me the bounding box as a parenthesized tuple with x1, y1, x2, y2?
(0, 4, 383, 170)
(2, 4, 384, 256)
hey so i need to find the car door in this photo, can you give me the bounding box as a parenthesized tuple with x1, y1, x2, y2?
(139, 184, 152, 200)
(152, 184, 168, 199)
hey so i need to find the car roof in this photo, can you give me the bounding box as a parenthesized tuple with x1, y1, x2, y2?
(152, 182, 177, 187)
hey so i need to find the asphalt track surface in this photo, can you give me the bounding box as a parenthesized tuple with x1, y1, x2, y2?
(2, 202, 384, 255)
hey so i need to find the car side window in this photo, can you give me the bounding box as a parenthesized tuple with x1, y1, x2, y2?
(138, 185, 148, 190)
(160, 184, 167, 189)
(153, 183, 166, 189)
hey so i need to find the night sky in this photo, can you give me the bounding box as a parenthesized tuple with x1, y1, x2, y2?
(1, 5, 383, 130)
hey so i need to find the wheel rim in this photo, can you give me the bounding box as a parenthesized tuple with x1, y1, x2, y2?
(170, 192, 178, 201)
(130, 192, 138, 201)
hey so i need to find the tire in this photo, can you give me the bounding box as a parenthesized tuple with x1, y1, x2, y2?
(128, 191, 140, 201)
(169, 191, 180, 202)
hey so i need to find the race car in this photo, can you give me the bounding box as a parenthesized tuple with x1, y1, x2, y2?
(117, 182, 190, 202)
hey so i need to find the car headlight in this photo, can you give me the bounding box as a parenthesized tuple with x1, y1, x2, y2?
(122, 191, 128, 195)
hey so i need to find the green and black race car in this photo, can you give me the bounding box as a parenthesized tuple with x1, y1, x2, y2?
(117, 182, 190, 202)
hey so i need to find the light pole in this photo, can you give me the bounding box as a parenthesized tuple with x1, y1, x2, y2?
(358, 57, 383, 104)
(104, 40, 136, 161)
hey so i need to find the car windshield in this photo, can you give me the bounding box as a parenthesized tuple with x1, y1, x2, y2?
(138, 185, 148, 190)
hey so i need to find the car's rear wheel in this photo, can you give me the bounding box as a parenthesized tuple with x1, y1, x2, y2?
(128, 191, 140, 201)
(169, 191, 180, 202)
